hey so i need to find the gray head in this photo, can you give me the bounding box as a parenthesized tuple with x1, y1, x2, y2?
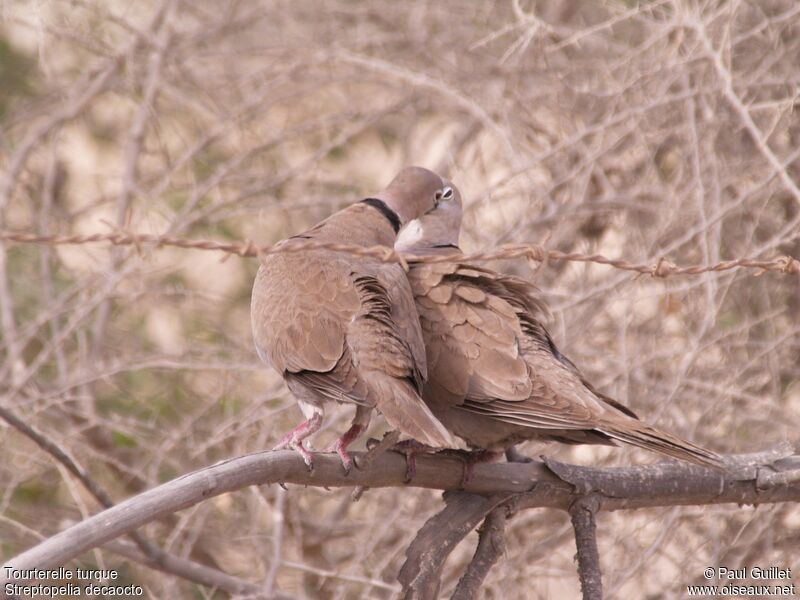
(395, 178, 462, 252)
(374, 166, 449, 226)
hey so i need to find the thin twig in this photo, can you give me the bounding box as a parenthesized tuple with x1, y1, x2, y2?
(101, 540, 271, 597)
(263, 486, 286, 596)
(691, 17, 800, 206)
(0, 400, 272, 596)
(279, 560, 400, 593)
(570, 496, 603, 600)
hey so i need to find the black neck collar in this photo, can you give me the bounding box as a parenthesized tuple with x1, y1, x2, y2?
(360, 198, 401, 233)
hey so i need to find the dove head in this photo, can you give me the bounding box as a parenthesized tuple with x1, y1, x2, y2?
(374, 166, 449, 226)
(395, 178, 462, 252)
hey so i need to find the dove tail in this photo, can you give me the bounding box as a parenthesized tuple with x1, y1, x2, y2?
(598, 418, 726, 471)
(374, 377, 455, 448)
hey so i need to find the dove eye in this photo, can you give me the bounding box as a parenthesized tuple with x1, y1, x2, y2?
(433, 187, 453, 208)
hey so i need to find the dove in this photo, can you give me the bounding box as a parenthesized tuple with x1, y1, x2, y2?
(395, 181, 724, 470)
(251, 166, 455, 473)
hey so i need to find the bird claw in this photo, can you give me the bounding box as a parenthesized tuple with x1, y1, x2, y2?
(274, 437, 315, 471)
(404, 457, 416, 484)
(299, 442, 315, 472)
(389, 440, 438, 483)
(326, 423, 366, 476)
(338, 449, 354, 476)
(272, 413, 323, 472)
(324, 442, 354, 475)
(441, 449, 503, 488)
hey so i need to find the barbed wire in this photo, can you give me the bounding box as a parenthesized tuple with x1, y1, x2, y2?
(1, 229, 798, 278)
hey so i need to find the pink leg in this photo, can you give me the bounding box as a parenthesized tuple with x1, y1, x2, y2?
(273, 411, 323, 471)
(327, 405, 371, 475)
(329, 424, 365, 475)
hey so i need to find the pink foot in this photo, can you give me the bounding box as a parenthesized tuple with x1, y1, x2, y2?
(273, 412, 323, 471)
(326, 423, 365, 475)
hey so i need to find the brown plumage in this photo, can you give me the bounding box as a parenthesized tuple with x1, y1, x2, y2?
(395, 182, 724, 470)
(251, 167, 455, 472)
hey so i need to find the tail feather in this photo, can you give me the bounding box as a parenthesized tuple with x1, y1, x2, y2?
(374, 377, 456, 448)
(598, 418, 726, 471)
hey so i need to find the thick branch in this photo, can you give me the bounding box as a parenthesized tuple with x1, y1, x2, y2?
(399, 492, 513, 600)
(2, 446, 799, 588)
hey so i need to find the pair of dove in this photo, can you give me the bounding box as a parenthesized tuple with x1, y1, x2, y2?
(250, 166, 723, 474)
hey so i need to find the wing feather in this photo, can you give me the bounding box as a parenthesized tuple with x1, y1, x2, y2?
(407, 261, 533, 406)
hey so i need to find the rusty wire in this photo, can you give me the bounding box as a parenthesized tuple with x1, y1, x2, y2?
(1, 229, 798, 278)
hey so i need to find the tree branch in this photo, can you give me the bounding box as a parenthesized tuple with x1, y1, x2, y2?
(399, 492, 514, 600)
(450, 505, 510, 600)
(102, 540, 274, 598)
(2, 446, 798, 590)
(0, 400, 263, 595)
(569, 497, 603, 600)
